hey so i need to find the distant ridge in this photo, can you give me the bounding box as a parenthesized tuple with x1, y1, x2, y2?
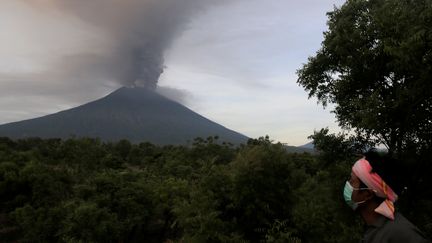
(284, 143, 315, 154)
(0, 87, 249, 145)
(299, 142, 314, 149)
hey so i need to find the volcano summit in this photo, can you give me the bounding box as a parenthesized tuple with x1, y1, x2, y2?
(0, 87, 248, 145)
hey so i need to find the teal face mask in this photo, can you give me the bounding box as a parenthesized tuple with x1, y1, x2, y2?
(343, 181, 366, 210)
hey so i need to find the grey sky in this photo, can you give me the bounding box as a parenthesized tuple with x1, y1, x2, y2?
(0, 0, 344, 146)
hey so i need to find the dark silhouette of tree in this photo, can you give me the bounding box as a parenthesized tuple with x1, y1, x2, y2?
(297, 0, 432, 154)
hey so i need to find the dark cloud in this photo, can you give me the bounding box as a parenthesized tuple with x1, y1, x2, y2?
(18, 0, 232, 88)
(156, 86, 193, 105)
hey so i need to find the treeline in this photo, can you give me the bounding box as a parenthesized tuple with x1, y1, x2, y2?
(1, 134, 430, 242)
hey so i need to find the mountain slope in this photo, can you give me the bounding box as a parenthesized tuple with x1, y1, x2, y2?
(299, 142, 314, 149)
(0, 87, 249, 145)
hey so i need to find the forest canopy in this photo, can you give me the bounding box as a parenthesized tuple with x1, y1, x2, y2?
(2, 0, 432, 242)
(0, 136, 430, 242)
(297, 0, 432, 154)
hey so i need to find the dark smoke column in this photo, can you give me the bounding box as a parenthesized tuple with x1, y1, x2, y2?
(21, 0, 233, 90)
(130, 48, 164, 89)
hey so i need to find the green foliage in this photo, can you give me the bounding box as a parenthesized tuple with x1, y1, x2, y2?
(260, 220, 301, 243)
(292, 170, 362, 243)
(1, 4, 430, 242)
(12, 204, 67, 242)
(297, 0, 432, 239)
(297, 0, 432, 154)
(0, 135, 430, 242)
(60, 201, 121, 243)
(228, 142, 296, 240)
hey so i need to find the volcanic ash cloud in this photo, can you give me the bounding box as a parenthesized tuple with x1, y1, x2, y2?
(21, 0, 229, 89)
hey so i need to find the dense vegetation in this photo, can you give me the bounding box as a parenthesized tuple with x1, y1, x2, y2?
(298, 0, 432, 155)
(2, 0, 432, 241)
(0, 135, 430, 242)
(296, 0, 432, 240)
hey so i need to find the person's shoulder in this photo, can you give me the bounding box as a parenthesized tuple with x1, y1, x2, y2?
(384, 213, 430, 242)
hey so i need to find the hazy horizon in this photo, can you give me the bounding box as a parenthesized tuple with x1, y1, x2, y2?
(0, 0, 345, 146)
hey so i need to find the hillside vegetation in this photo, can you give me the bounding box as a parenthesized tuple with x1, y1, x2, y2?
(1, 135, 430, 242)
(2, 0, 432, 241)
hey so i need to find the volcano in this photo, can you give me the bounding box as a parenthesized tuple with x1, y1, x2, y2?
(0, 87, 249, 145)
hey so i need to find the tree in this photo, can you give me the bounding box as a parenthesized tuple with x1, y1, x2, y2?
(297, 0, 432, 154)
(297, 1, 432, 238)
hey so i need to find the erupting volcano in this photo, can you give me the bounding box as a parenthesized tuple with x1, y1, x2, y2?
(0, 87, 249, 145)
(0, 1, 250, 144)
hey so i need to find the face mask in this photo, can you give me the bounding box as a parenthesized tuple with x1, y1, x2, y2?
(343, 181, 366, 210)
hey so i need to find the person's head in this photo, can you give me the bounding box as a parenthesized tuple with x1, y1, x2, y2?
(344, 170, 379, 210)
(364, 151, 403, 190)
(344, 150, 404, 219)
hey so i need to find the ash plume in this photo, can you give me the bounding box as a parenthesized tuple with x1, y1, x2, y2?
(21, 0, 228, 89)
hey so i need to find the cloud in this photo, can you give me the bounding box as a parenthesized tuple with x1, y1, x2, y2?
(15, 0, 235, 88)
(0, 0, 344, 145)
(156, 86, 194, 105)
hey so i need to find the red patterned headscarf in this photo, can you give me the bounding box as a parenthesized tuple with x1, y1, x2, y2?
(352, 158, 398, 220)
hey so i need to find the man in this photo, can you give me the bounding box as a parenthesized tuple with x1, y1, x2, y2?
(343, 152, 430, 243)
